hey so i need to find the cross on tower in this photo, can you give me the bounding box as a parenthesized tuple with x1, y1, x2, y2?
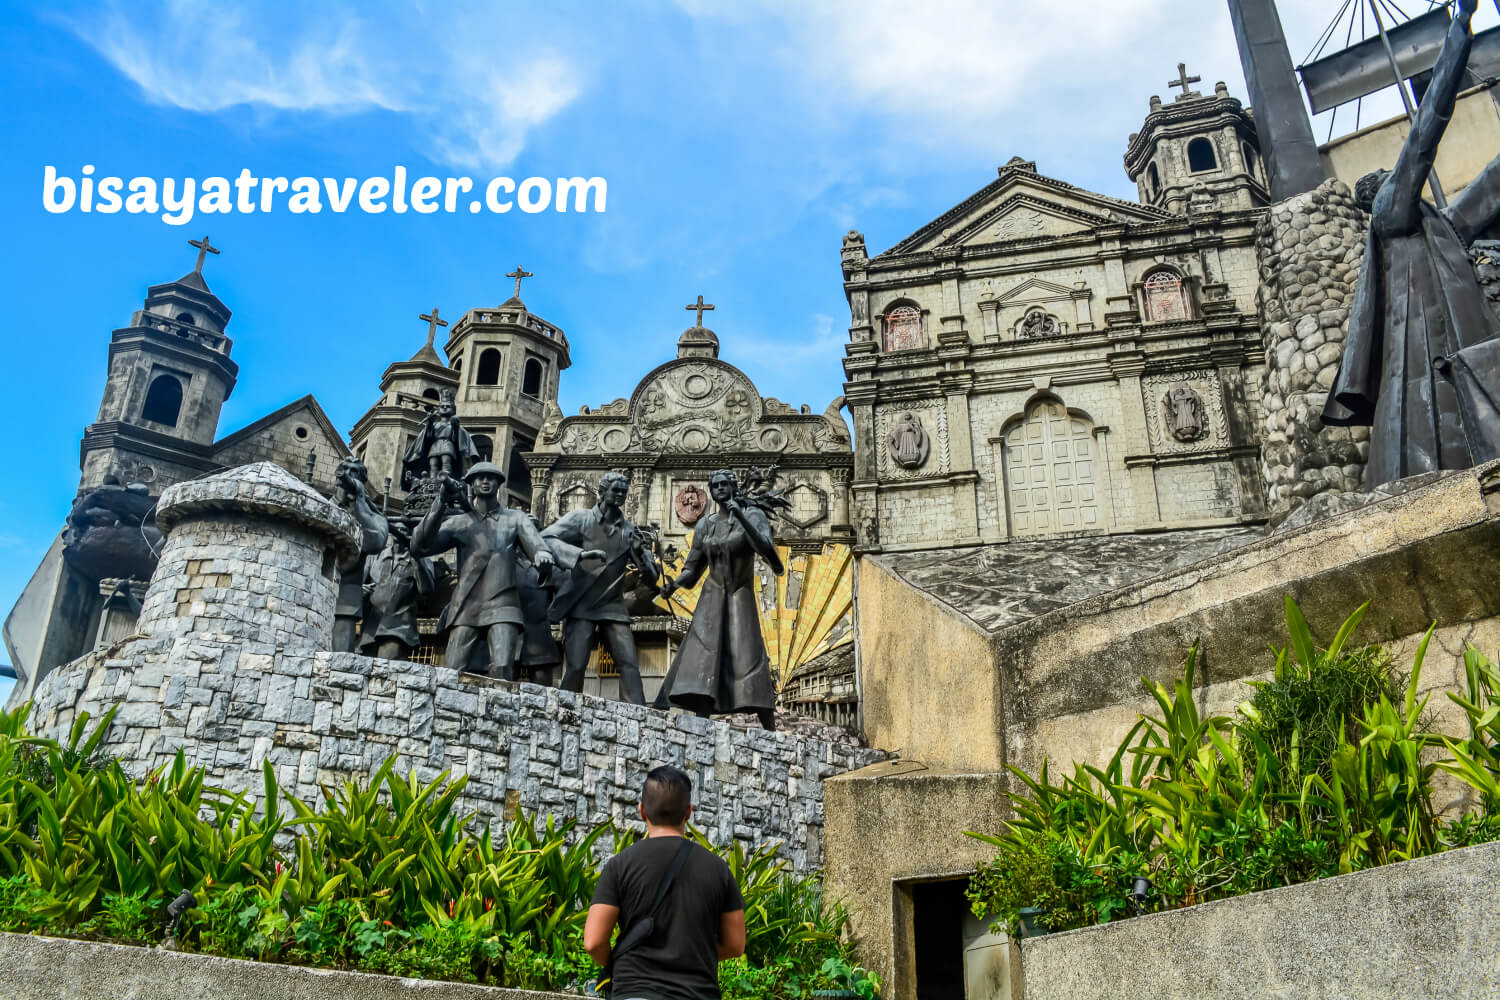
(188, 235, 220, 274)
(685, 294, 715, 326)
(506, 265, 533, 299)
(1168, 62, 1202, 98)
(418, 307, 448, 348)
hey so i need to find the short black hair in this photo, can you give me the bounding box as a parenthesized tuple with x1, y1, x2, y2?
(642, 765, 692, 825)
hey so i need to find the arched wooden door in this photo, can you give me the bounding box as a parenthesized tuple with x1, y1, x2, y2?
(1004, 400, 1099, 536)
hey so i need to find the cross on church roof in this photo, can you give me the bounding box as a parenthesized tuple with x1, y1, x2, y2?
(188, 235, 220, 274)
(419, 307, 448, 348)
(685, 294, 715, 326)
(506, 265, 533, 299)
(1169, 62, 1202, 98)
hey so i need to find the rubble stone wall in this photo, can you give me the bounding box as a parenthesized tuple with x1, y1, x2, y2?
(28, 640, 883, 873)
(1254, 178, 1370, 522)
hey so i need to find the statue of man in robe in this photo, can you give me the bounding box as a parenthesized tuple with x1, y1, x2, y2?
(1322, 0, 1500, 485)
(887, 412, 929, 468)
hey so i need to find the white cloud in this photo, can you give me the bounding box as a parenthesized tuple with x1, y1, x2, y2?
(63, 0, 584, 170)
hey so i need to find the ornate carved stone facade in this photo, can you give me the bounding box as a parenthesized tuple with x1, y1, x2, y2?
(526, 319, 854, 554)
(843, 84, 1271, 553)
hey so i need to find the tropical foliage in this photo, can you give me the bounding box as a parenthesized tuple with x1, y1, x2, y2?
(966, 598, 1500, 937)
(0, 705, 878, 996)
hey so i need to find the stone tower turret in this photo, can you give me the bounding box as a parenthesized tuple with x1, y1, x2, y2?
(80, 236, 239, 492)
(442, 267, 570, 510)
(1124, 68, 1269, 215)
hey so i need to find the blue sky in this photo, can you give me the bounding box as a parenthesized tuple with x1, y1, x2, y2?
(0, 0, 1484, 633)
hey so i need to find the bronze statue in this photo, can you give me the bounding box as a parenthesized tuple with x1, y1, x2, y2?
(359, 525, 435, 661)
(659, 468, 782, 731)
(1323, 0, 1500, 486)
(331, 457, 389, 653)
(403, 387, 481, 486)
(409, 463, 554, 679)
(541, 471, 661, 704)
(517, 514, 563, 686)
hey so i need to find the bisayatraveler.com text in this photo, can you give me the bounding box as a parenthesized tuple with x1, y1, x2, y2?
(42, 166, 607, 225)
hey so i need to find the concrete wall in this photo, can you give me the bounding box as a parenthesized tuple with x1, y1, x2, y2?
(855, 557, 1003, 772)
(1020, 840, 1500, 1000)
(27, 640, 882, 875)
(1320, 83, 1500, 203)
(0, 932, 573, 1000)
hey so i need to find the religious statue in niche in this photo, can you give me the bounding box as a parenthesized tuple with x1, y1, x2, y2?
(1018, 308, 1060, 339)
(887, 411, 931, 469)
(675, 484, 708, 526)
(1162, 385, 1208, 443)
(1323, 0, 1500, 486)
(402, 387, 481, 487)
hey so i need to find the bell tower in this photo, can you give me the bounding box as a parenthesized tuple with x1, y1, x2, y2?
(1124, 66, 1269, 215)
(80, 236, 239, 492)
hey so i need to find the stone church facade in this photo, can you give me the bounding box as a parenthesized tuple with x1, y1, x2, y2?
(526, 315, 854, 556)
(842, 78, 1271, 552)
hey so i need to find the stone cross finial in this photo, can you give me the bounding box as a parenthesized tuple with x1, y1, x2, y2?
(1169, 63, 1202, 98)
(685, 294, 715, 326)
(418, 307, 448, 348)
(506, 265, 533, 299)
(188, 235, 220, 274)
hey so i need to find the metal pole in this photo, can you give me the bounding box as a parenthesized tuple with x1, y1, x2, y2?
(1368, 0, 1448, 207)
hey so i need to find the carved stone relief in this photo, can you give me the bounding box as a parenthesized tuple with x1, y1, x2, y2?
(1016, 308, 1063, 339)
(675, 484, 708, 526)
(780, 481, 829, 531)
(1143, 371, 1226, 453)
(878, 405, 948, 479)
(1161, 385, 1207, 442)
(886, 412, 931, 469)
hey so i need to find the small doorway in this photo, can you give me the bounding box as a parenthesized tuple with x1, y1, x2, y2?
(911, 878, 968, 999)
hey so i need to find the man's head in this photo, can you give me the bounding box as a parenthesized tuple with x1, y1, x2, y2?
(1355, 169, 1389, 213)
(599, 471, 630, 509)
(464, 461, 505, 499)
(640, 764, 693, 827)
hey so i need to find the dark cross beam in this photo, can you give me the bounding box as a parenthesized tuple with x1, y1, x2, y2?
(506, 265, 533, 299)
(419, 307, 448, 349)
(188, 235, 220, 274)
(685, 294, 715, 326)
(1226, 0, 1326, 201)
(1169, 62, 1202, 96)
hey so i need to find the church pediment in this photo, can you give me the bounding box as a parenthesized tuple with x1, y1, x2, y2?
(877, 167, 1173, 257)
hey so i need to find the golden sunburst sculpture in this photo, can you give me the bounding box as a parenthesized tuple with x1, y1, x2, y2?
(653, 536, 854, 689)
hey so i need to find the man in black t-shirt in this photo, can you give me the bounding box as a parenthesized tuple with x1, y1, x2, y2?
(585, 766, 746, 1000)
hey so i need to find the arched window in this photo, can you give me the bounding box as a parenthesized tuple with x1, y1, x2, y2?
(1147, 162, 1161, 198)
(453, 358, 463, 375)
(471, 434, 494, 463)
(1003, 398, 1099, 537)
(422, 388, 440, 401)
(509, 436, 534, 494)
(176, 312, 196, 326)
(882, 304, 924, 352)
(1187, 137, 1218, 172)
(522, 358, 544, 397)
(476, 348, 502, 386)
(1143, 269, 1191, 322)
(141, 374, 183, 427)
(1242, 143, 1258, 181)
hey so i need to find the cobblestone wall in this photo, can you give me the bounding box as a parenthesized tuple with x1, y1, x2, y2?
(1254, 179, 1370, 522)
(28, 641, 883, 873)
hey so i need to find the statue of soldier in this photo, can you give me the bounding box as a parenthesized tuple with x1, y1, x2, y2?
(541, 471, 662, 704)
(409, 463, 554, 680)
(1323, 0, 1500, 484)
(331, 457, 389, 653)
(359, 525, 435, 661)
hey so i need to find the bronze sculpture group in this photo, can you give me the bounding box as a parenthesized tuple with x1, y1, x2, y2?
(330, 401, 784, 729)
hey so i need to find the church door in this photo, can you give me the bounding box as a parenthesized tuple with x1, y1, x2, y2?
(1004, 401, 1099, 536)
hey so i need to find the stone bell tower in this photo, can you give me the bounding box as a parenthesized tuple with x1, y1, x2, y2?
(1124, 65, 1269, 215)
(80, 235, 239, 492)
(442, 265, 571, 510)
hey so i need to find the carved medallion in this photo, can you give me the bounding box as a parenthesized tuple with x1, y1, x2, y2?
(1162, 385, 1207, 442)
(675, 484, 708, 526)
(886, 411, 930, 469)
(1018, 308, 1060, 339)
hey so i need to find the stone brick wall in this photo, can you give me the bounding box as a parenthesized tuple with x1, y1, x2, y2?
(29, 641, 883, 874)
(1254, 178, 1370, 522)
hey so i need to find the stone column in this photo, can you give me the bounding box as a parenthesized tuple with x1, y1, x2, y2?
(138, 462, 359, 651)
(830, 466, 852, 532)
(1254, 178, 1369, 523)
